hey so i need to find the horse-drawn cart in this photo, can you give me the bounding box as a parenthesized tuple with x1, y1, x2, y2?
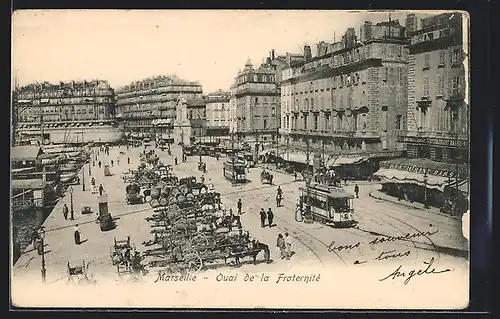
(110, 236, 132, 266)
(67, 260, 96, 285)
(261, 171, 274, 185)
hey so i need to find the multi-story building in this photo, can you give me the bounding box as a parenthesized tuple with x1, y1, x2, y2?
(115, 75, 203, 135)
(14, 80, 122, 144)
(173, 97, 207, 145)
(375, 12, 468, 214)
(402, 12, 467, 164)
(280, 20, 409, 174)
(205, 90, 231, 138)
(229, 51, 289, 151)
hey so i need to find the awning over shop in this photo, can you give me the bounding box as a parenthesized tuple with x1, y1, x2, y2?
(11, 178, 45, 190)
(327, 156, 368, 167)
(285, 152, 308, 165)
(374, 168, 465, 191)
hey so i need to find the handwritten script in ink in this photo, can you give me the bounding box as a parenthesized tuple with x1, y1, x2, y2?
(379, 257, 452, 285)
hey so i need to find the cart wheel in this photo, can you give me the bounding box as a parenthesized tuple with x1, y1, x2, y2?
(191, 234, 209, 248)
(185, 251, 203, 274)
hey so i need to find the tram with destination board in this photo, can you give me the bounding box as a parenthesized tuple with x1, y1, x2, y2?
(223, 160, 246, 183)
(297, 182, 357, 227)
(236, 152, 255, 168)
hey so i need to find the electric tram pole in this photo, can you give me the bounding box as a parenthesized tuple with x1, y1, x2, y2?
(231, 127, 236, 186)
(304, 124, 313, 223)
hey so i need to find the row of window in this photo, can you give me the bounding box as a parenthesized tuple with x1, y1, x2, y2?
(411, 27, 454, 45)
(282, 109, 403, 132)
(413, 105, 466, 132)
(236, 73, 275, 85)
(423, 49, 463, 69)
(19, 89, 112, 99)
(188, 109, 207, 120)
(286, 43, 404, 81)
(421, 76, 462, 98)
(117, 85, 202, 97)
(283, 67, 405, 96)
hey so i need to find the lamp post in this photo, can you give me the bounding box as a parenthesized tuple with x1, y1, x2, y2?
(69, 187, 74, 220)
(82, 164, 86, 191)
(423, 169, 429, 209)
(88, 156, 92, 176)
(39, 227, 46, 283)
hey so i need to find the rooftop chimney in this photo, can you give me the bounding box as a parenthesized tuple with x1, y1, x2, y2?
(271, 49, 275, 60)
(304, 45, 312, 62)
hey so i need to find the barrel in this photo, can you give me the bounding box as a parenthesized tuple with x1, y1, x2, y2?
(159, 196, 169, 206)
(150, 187, 161, 199)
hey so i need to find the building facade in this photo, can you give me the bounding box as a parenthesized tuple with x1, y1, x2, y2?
(14, 80, 122, 144)
(205, 90, 231, 128)
(173, 97, 207, 145)
(280, 21, 409, 162)
(115, 75, 203, 134)
(401, 12, 467, 165)
(229, 52, 289, 147)
(374, 12, 468, 215)
(205, 90, 231, 139)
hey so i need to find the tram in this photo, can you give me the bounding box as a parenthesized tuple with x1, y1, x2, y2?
(223, 160, 247, 183)
(236, 152, 255, 168)
(183, 145, 195, 156)
(297, 182, 357, 227)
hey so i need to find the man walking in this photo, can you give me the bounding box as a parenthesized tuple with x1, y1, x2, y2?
(354, 184, 359, 198)
(127, 157, 130, 164)
(259, 208, 267, 228)
(276, 186, 283, 207)
(99, 183, 104, 196)
(267, 208, 274, 228)
(63, 204, 69, 220)
(237, 199, 242, 215)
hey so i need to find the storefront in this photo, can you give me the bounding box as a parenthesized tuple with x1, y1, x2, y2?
(374, 158, 468, 215)
(325, 150, 405, 181)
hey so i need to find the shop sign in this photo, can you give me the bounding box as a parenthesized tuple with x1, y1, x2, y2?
(380, 162, 457, 178)
(398, 135, 467, 148)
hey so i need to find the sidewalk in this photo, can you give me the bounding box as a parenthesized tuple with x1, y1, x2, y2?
(369, 189, 461, 221)
(13, 147, 155, 284)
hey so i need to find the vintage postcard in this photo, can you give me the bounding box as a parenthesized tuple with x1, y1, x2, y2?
(10, 9, 470, 309)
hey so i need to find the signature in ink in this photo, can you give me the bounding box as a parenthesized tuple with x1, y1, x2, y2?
(379, 257, 451, 285)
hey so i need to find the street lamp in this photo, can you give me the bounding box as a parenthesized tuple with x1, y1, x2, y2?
(82, 165, 86, 191)
(423, 170, 429, 209)
(69, 187, 74, 220)
(88, 157, 92, 176)
(39, 227, 46, 283)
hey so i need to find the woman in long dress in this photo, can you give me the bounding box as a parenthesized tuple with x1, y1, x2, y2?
(74, 224, 81, 245)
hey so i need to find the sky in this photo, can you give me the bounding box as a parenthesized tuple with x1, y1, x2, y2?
(12, 10, 437, 94)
